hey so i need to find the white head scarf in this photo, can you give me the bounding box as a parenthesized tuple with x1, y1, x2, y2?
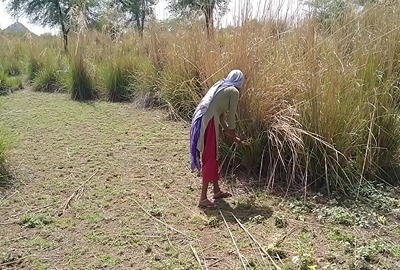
(225, 69, 244, 90)
(192, 69, 244, 122)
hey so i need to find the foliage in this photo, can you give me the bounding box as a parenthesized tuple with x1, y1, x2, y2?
(32, 65, 63, 92)
(168, 0, 230, 17)
(102, 58, 133, 102)
(68, 53, 96, 100)
(0, 121, 8, 174)
(112, 0, 157, 36)
(0, 72, 22, 95)
(19, 214, 53, 228)
(168, 0, 230, 38)
(0, 72, 11, 96)
(5, 0, 97, 51)
(6, 0, 71, 51)
(304, 0, 352, 30)
(27, 53, 43, 81)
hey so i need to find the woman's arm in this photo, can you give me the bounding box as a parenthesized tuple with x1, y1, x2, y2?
(226, 88, 239, 130)
(219, 114, 228, 130)
(224, 88, 243, 145)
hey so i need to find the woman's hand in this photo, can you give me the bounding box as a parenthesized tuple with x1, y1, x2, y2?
(233, 137, 242, 146)
(223, 128, 235, 139)
(224, 129, 243, 146)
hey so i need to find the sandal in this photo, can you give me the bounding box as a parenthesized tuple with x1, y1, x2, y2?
(198, 199, 217, 209)
(213, 191, 232, 200)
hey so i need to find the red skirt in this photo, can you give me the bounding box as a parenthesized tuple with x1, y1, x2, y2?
(202, 117, 220, 183)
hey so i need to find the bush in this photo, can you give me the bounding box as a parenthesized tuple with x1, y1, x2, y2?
(32, 65, 62, 93)
(0, 71, 21, 95)
(100, 46, 158, 103)
(0, 71, 11, 96)
(0, 40, 27, 78)
(68, 53, 96, 101)
(27, 53, 42, 81)
(2, 60, 22, 77)
(102, 57, 134, 102)
(0, 118, 9, 185)
(6, 76, 23, 92)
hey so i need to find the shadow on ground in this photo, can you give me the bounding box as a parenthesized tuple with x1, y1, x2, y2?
(200, 198, 273, 224)
(0, 165, 14, 193)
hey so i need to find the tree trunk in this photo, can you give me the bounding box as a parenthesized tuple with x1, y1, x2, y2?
(135, 16, 143, 37)
(140, 1, 146, 37)
(62, 27, 69, 53)
(56, 0, 68, 52)
(204, 4, 214, 40)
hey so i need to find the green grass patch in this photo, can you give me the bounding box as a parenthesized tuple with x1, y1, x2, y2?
(98, 255, 121, 267)
(28, 236, 52, 250)
(0, 114, 10, 187)
(67, 54, 96, 101)
(19, 214, 53, 228)
(27, 53, 42, 81)
(32, 65, 62, 93)
(0, 56, 23, 77)
(0, 70, 23, 96)
(294, 232, 317, 270)
(33, 260, 48, 270)
(102, 57, 134, 102)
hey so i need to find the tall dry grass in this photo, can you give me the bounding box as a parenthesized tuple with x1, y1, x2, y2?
(142, 1, 400, 193)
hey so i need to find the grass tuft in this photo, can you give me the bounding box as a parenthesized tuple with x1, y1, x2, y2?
(32, 64, 62, 93)
(68, 53, 96, 101)
(0, 71, 22, 95)
(102, 57, 134, 102)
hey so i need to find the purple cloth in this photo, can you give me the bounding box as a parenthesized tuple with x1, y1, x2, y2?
(190, 117, 202, 171)
(189, 70, 244, 172)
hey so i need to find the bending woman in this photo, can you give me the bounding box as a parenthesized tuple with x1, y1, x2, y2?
(190, 70, 244, 209)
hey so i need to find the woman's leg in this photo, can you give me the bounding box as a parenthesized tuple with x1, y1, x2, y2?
(199, 118, 219, 206)
(213, 181, 232, 199)
(200, 182, 209, 202)
(213, 181, 221, 194)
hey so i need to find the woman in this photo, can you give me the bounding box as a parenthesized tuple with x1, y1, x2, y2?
(190, 70, 244, 209)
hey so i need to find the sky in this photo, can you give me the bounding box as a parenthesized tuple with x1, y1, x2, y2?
(0, 0, 302, 35)
(0, 3, 54, 35)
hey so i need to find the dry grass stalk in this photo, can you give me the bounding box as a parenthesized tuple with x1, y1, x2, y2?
(219, 209, 248, 270)
(230, 212, 282, 270)
(131, 197, 192, 240)
(190, 245, 205, 270)
(60, 170, 98, 215)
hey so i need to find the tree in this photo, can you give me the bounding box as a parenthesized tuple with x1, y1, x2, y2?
(303, 0, 391, 30)
(169, 0, 230, 39)
(6, 0, 72, 52)
(6, 0, 98, 52)
(90, 3, 127, 40)
(304, 0, 349, 30)
(69, 0, 102, 31)
(114, 0, 157, 37)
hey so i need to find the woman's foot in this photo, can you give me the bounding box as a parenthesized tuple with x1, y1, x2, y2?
(213, 190, 232, 200)
(198, 199, 217, 209)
